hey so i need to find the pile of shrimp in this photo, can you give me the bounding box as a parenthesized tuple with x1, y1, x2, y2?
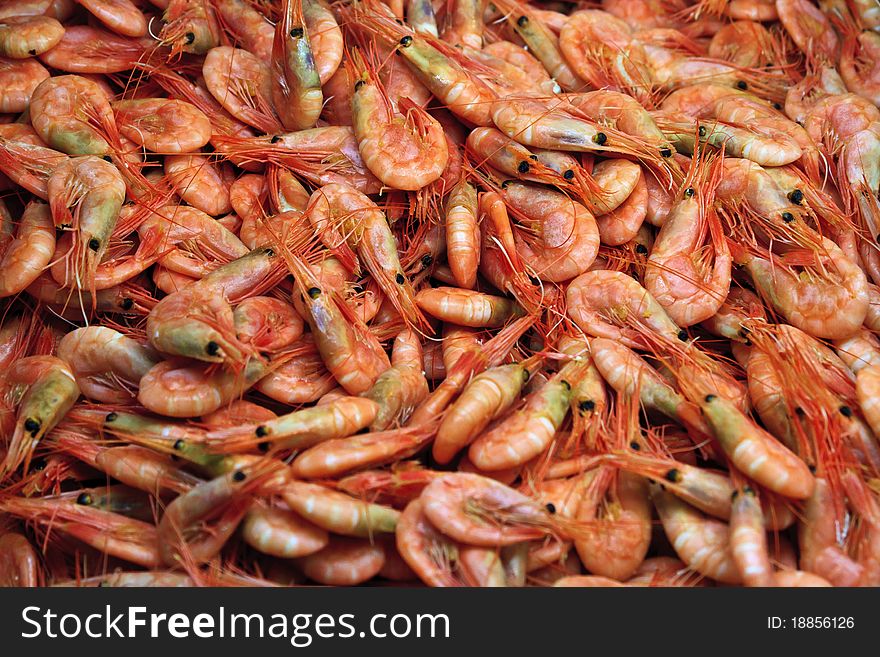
(1, 0, 880, 589)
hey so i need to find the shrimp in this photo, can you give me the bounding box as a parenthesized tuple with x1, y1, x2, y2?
(739, 237, 869, 340)
(158, 462, 284, 566)
(146, 248, 283, 366)
(364, 329, 429, 431)
(798, 478, 864, 586)
(271, 0, 323, 132)
(279, 480, 400, 537)
(699, 394, 814, 499)
(775, 0, 838, 62)
(651, 484, 742, 584)
(0, 495, 161, 568)
(202, 46, 282, 134)
(297, 536, 386, 585)
(416, 287, 525, 327)
(644, 151, 731, 326)
(160, 0, 220, 56)
(112, 99, 212, 153)
(0, 57, 50, 114)
(0, 201, 55, 298)
(306, 183, 426, 328)
(213, 0, 274, 60)
(0, 15, 64, 59)
(57, 326, 159, 403)
(350, 48, 448, 190)
(37, 25, 154, 75)
(0, 533, 40, 587)
(729, 484, 776, 586)
(138, 358, 267, 418)
(234, 296, 303, 353)
(434, 357, 540, 464)
(1, 356, 79, 480)
(468, 368, 575, 472)
(566, 269, 684, 348)
(420, 473, 568, 547)
(205, 396, 378, 453)
(76, 0, 147, 38)
(164, 154, 233, 216)
(241, 503, 328, 558)
(445, 178, 479, 289)
(303, 0, 343, 84)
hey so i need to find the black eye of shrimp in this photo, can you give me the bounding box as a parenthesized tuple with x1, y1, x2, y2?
(635, 243, 648, 255)
(255, 425, 269, 437)
(560, 380, 571, 391)
(354, 79, 365, 91)
(120, 297, 134, 310)
(698, 126, 707, 137)
(23, 418, 40, 435)
(173, 439, 185, 451)
(665, 469, 682, 483)
(518, 161, 530, 174)
(289, 27, 304, 38)
(517, 15, 529, 27)
(629, 441, 641, 451)
(683, 187, 695, 198)
(660, 148, 672, 158)
(206, 341, 220, 356)
(578, 399, 595, 413)
(271, 135, 282, 143)
(788, 189, 804, 205)
(232, 470, 246, 482)
(839, 405, 853, 417)
(76, 493, 93, 506)
(395, 273, 406, 284)
(105, 412, 118, 423)
(736, 81, 748, 90)
(563, 169, 575, 180)
(308, 287, 321, 299)
(704, 394, 717, 403)
(545, 503, 556, 514)
(677, 330, 688, 341)
(399, 36, 412, 47)
(592, 132, 607, 145)
(88, 238, 101, 251)
(185, 32, 195, 44)
(421, 254, 433, 268)
(782, 211, 795, 223)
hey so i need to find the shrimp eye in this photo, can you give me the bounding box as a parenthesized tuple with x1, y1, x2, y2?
(289, 27, 304, 38)
(781, 211, 795, 223)
(517, 15, 529, 27)
(808, 464, 817, 473)
(120, 297, 134, 311)
(517, 160, 530, 174)
(698, 125, 707, 137)
(665, 469, 682, 483)
(736, 81, 748, 90)
(731, 490, 738, 500)
(184, 32, 195, 44)
(105, 412, 118, 423)
(232, 470, 246, 482)
(395, 273, 406, 284)
(501, 180, 514, 189)
(76, 493, 93, 506)
(629, 441, 641, 450)
(421, 254, 433, 268)
(88, 238, 101, 251)
(578, 399, 595, 413)
(23, 418, 40, 435)
(529, 155, 538, 160)
(563, 169, 575, 180)
(206, 341, 220, 356)
(545, 502, 556, 514)
(354, 79, 365, 91)
(677, 330, 688, 341)
(352, 283, 365, 294)
(742, 486, 755, 496)
(773, 103, 782, 110)
(271, 135, 282, 143)
(265, 248, 275, 257)
(839, 405, 853, 417)
(592, 132, 607, 145)
(258, 441, 270, 453)
(795, 406, 805, 417)
(102, 155, 113, 163)
(788, 189, 804, 205)
(522, 369, 530, 382)
(528, 274, 541, 285)
(704, 394, 717, 403)
(307, 287, 321, 298)
(635, 244, 648, 255)
(660, 148, 672, 158)
(173, 439, 185, 451)
(399, 36, 412, 47)
(560, 379, 571, 391)
(683, 187, 695, 198)
(255, 425, 269, 437)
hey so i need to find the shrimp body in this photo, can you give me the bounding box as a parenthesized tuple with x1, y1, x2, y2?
(729, 486, 775, 586)
(271, 0, 323, 131)
(699, 394, 814, 499)
(445, 179, 479, 289)
(241, 504, 329, 558)
(57, 326, 159, 403)
(29, 74, 116, 156)
(280, 480, 400, 537)
(0, 201, 55, 298)
(0, 533, 39, 587)
(112, 99, 212, 153)
(566, 269, 682, 347)
(416, 287, 526, 327)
